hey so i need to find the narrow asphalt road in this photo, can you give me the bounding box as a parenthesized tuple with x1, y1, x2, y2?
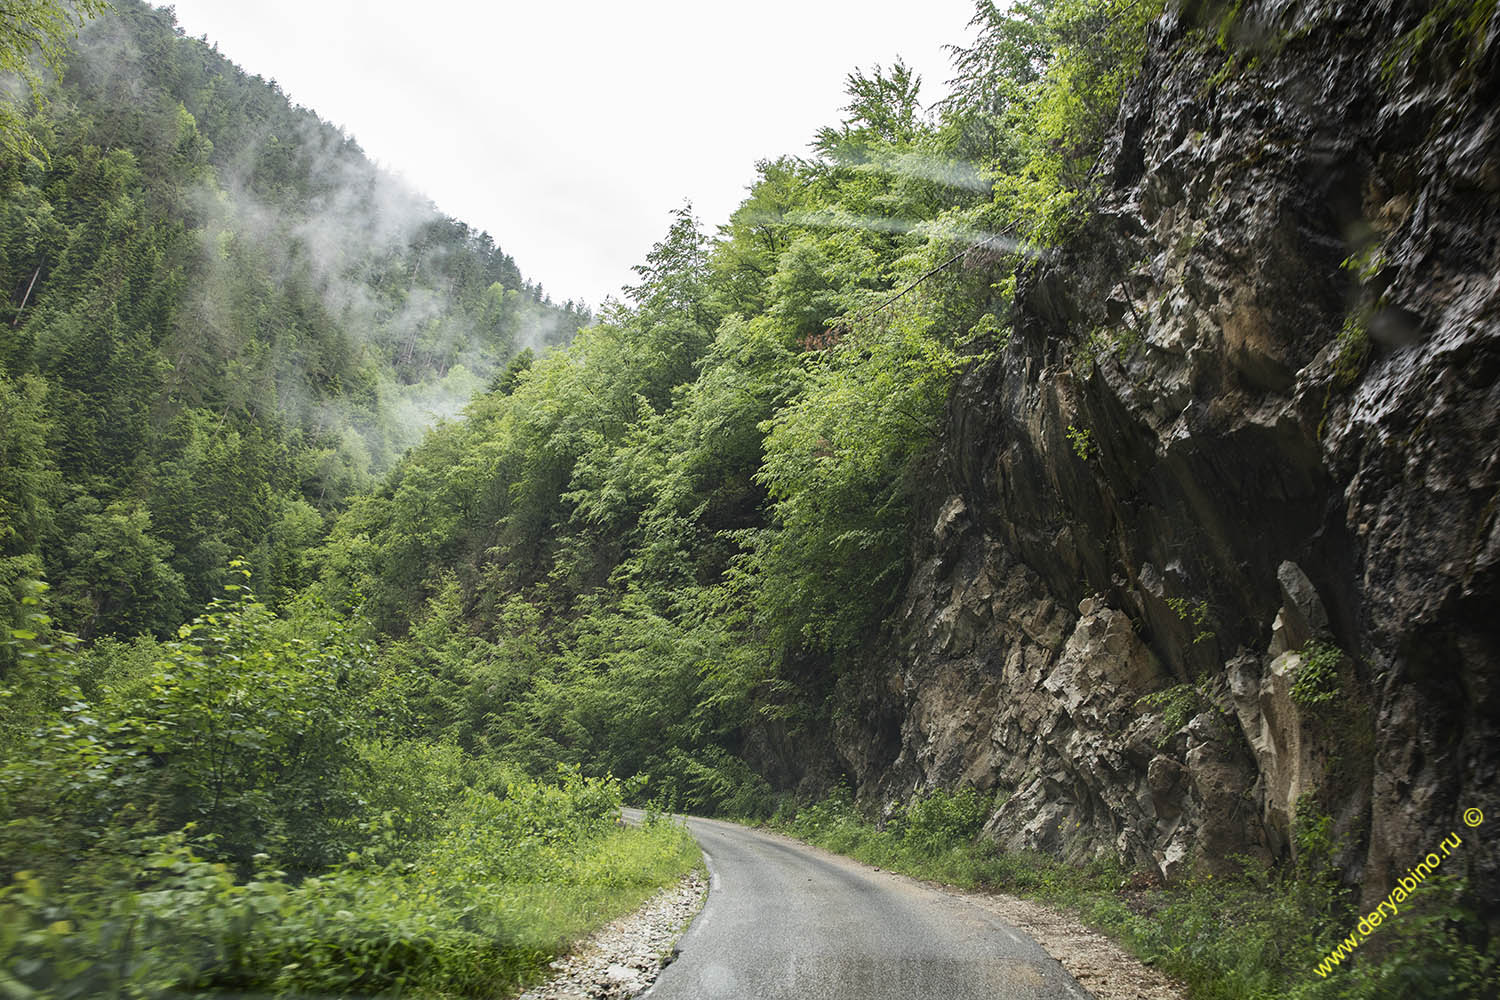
(622, 810, 1093, 1000)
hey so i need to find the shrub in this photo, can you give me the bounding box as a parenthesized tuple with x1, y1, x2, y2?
(1, 578, 379, 880)
(1291, 642, 1343, 707)
(1066, 424, 1094, 460)
(1138, 683, 1203, 745)
(900, 787, 991, 856)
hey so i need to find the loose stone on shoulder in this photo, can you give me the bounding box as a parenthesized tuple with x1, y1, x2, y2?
(515, 869, 709, 1000)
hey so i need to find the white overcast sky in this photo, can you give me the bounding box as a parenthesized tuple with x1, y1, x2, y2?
(161, 0, 981, 310)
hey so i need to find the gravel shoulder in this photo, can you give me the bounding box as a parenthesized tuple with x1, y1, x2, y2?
(514, 868, 708, 1000)
(949, 880, 1185, 1000)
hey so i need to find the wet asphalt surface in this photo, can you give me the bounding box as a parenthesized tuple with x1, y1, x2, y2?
(623, 811, 1093, 1000)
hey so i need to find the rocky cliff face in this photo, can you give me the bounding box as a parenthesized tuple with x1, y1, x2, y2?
(833, 0, 1499, 916)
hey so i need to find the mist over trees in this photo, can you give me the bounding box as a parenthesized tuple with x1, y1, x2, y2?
(0, 0, 587, 640)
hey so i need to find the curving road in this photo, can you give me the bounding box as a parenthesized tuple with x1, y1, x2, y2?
(623, 811, 1093, 1000)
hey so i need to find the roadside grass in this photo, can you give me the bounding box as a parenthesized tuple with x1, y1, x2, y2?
(764, 790, 1497, 1000)
(1, 770, 700, 999)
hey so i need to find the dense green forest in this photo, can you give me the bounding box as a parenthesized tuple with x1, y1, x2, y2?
(3, 0, 1494, 997)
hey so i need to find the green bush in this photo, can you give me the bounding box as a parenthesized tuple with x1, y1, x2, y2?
(900, 787, 991, 856)
(1, 575, 378, 877)
(1291, 642, 1344, 707)
(776, 787, 998, 875)
(1, 570, 702, 999)
(1137, 682, 1204, 746)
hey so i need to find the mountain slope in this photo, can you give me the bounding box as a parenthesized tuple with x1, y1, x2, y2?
(0, 0, 587, 638)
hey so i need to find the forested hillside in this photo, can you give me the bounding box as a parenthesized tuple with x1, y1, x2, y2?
(1, 4, 677, 997)
(0, 0, 587, 642)
(3, 0, 1498, 997)
(314, 0, 1150, 808)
